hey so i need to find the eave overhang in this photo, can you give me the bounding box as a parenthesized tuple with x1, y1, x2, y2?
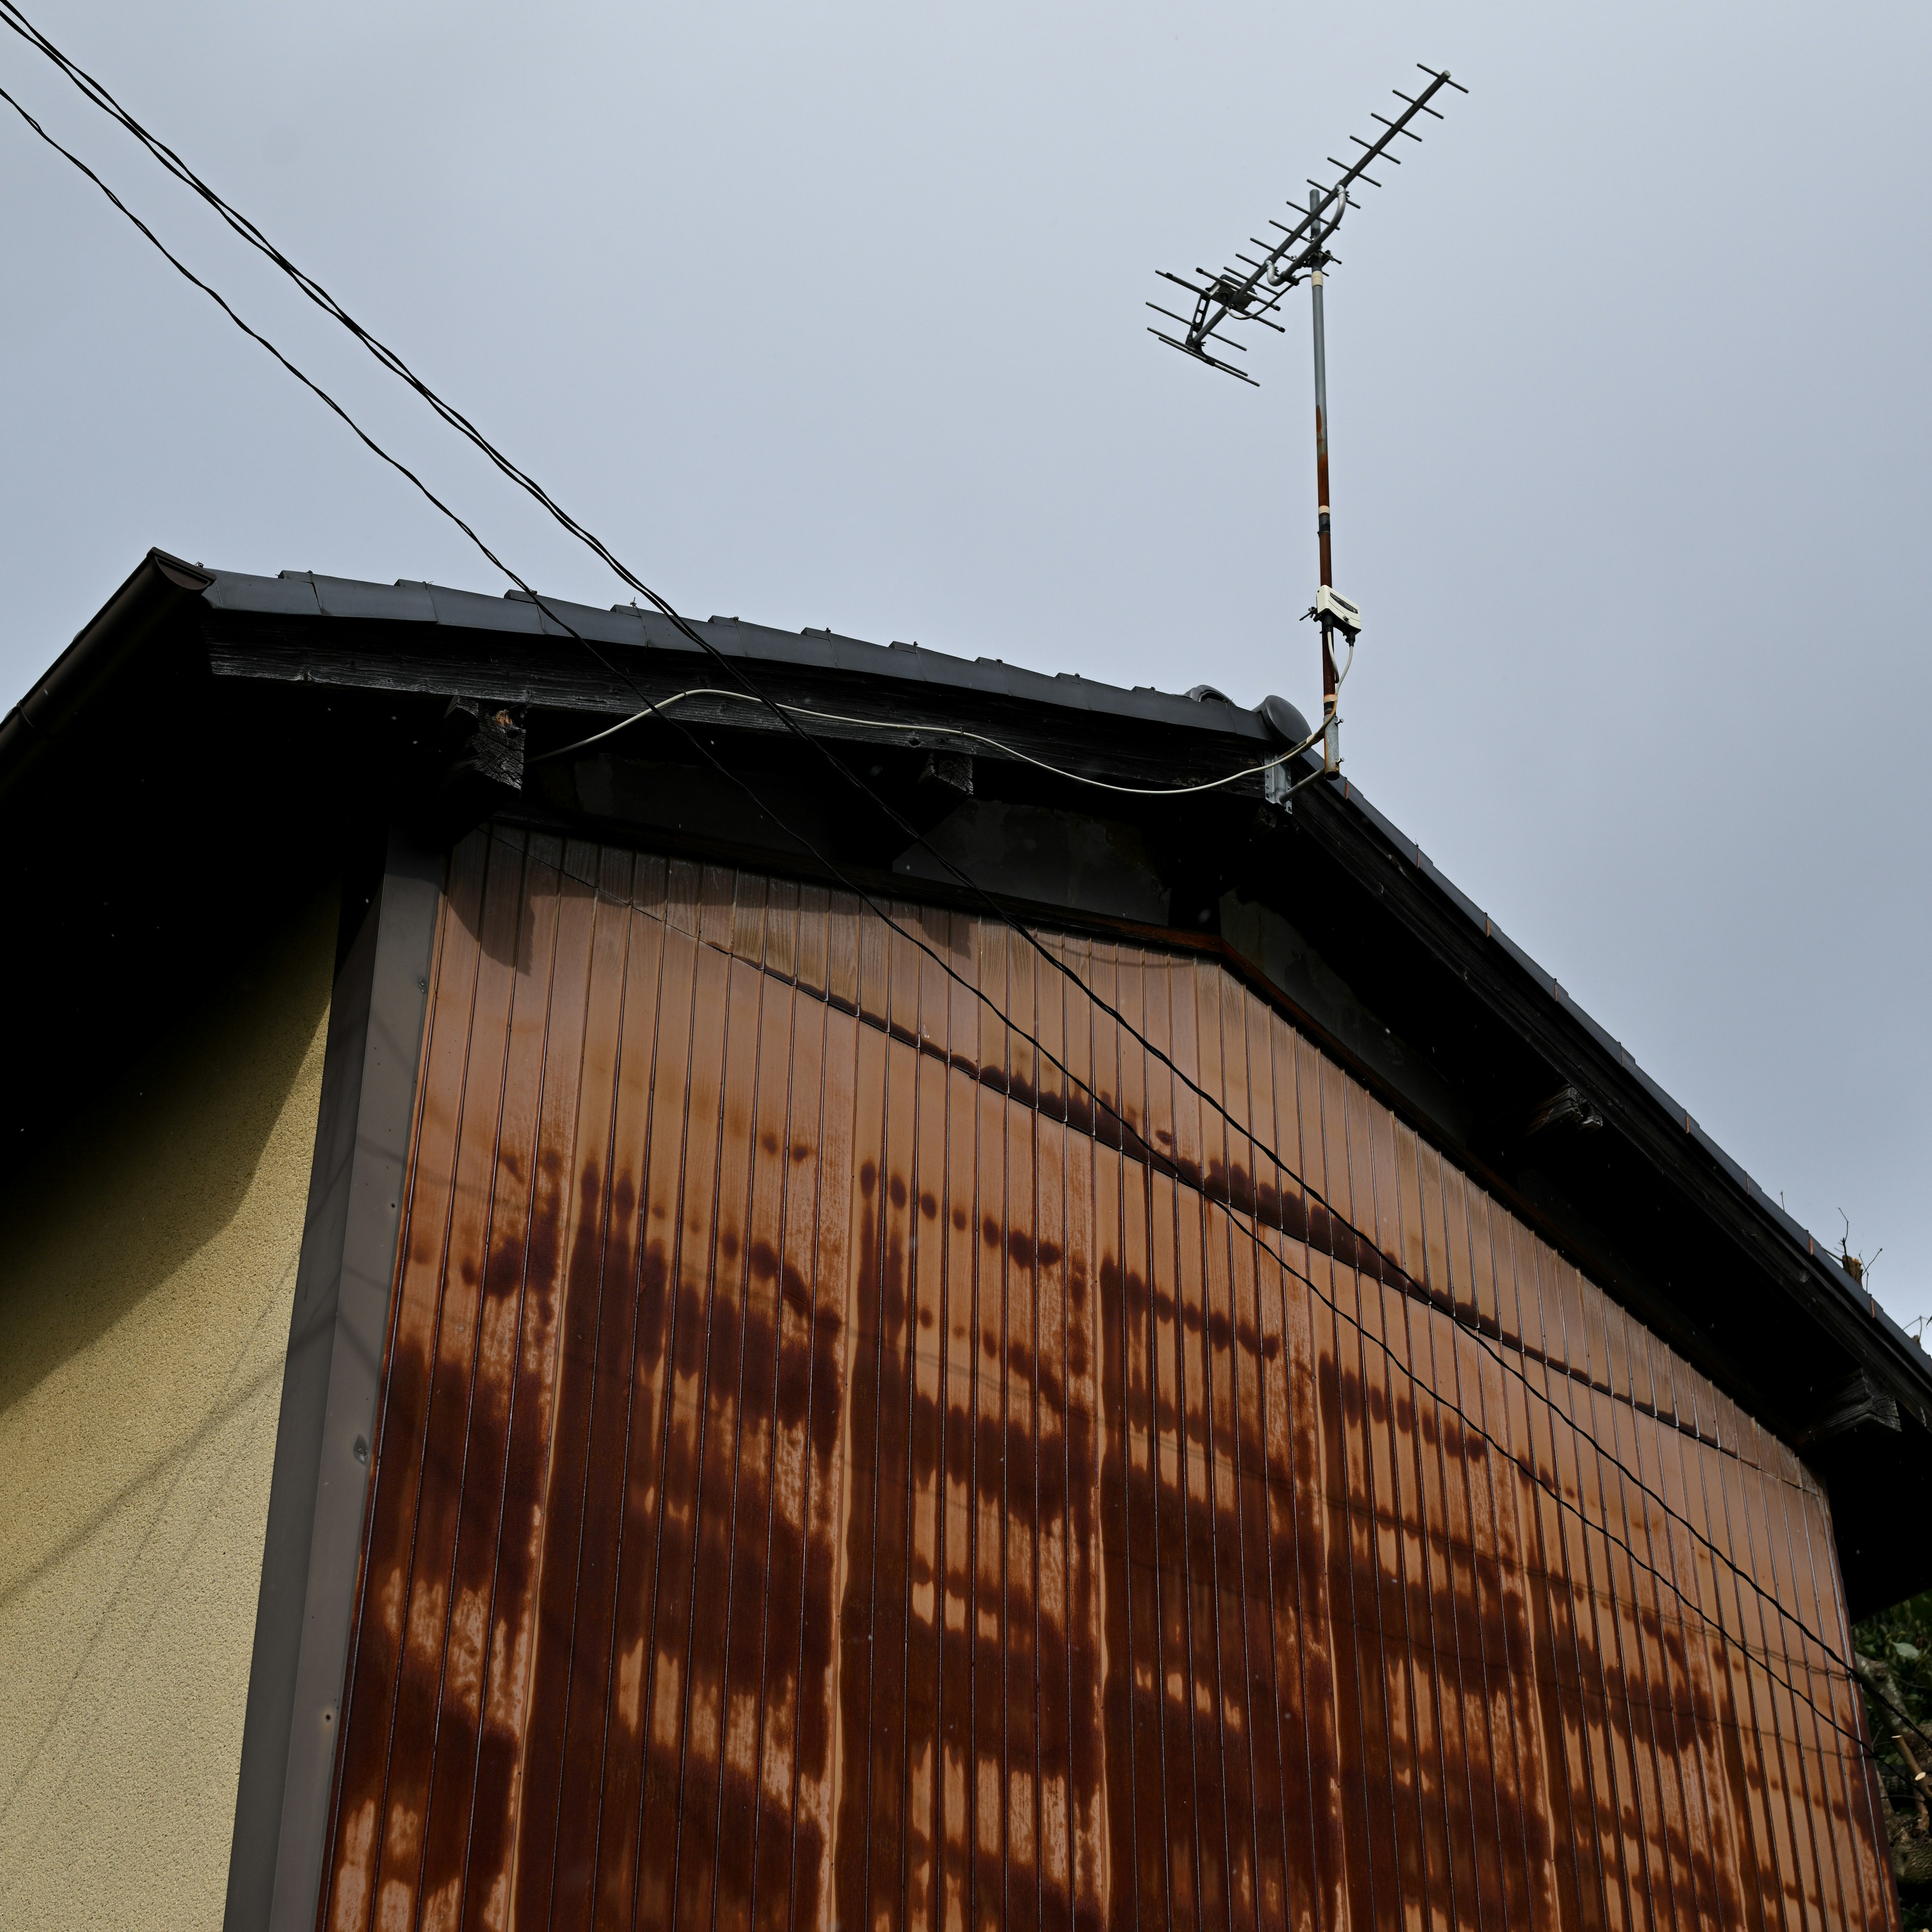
(8, 552, 1926, 1614)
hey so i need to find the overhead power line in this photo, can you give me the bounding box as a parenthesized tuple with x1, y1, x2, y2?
(0, 6, 1910, 1790)
(0, 0, 1354, 1120)
(0, 83, 552, 643)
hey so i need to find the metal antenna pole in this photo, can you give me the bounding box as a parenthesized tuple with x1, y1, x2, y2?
(1146, 63, 1466, 792)
(1309, 189, 1339, 773)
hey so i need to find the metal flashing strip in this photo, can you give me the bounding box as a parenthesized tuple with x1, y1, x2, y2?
(223, 830, 441, 1932)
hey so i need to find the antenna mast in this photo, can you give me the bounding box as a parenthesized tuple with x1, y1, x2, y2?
(1149, 63, 1466, 795)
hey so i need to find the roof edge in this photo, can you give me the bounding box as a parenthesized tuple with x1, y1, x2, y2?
(1290, 763, 1932, 1410)
(0, 547, 212, 803)
(22, 550, 1920, 1412)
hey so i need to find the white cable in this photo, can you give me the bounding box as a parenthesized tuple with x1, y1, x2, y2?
(532, 686, 1324, 796)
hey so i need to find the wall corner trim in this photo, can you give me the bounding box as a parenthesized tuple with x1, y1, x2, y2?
(223, 830, 441, 1932)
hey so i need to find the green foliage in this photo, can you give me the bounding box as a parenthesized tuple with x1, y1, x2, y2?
(1855, 1591, 1932, 1924)
(1861, 1590, 1932, 1727)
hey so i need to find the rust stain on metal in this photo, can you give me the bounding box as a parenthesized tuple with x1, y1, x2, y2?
(314, 828, 1896, 1930)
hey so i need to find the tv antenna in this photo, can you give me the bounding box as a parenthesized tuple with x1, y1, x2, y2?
(1149, 63, 1467, 795)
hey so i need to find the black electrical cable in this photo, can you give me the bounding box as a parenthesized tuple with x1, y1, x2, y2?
(0, 0, 1343, 988)
(0, 85, 550, 640)
(2, 37, 1918, 1788)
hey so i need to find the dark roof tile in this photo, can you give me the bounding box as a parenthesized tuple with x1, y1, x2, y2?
(205, 569, 320, 617)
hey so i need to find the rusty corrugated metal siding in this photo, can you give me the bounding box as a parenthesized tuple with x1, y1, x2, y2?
(316, 827, 1894, 1931)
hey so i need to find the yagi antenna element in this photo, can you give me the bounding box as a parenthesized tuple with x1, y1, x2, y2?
(1149, 63, 1466, 797)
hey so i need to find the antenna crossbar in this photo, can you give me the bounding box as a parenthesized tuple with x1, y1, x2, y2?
(1151, 63, 1465, 381)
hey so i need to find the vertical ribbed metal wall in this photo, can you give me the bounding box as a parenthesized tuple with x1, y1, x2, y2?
(315, 826, 1894, 1931)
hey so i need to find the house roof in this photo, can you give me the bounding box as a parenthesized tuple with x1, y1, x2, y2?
(8, 546, 1928, 1611)
(206, 566, 1296, 742)
(196, 564, 1924, 1344)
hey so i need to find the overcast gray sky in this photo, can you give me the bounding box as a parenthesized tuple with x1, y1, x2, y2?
(3, 1, 1926, 1328)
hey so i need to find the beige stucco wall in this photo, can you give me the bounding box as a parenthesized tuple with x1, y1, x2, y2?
(0, 889, 337, 1930)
